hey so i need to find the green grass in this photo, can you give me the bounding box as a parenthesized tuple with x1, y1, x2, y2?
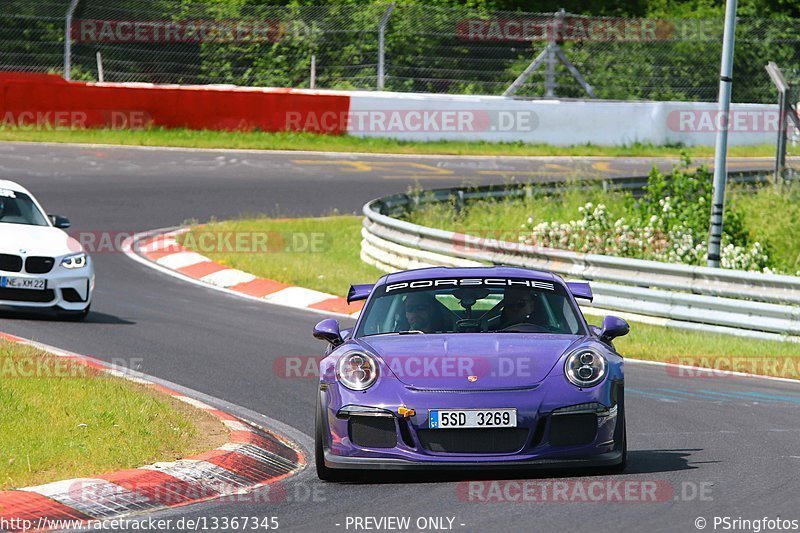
(407, 184, 630, 235)
(179, 215, 384, 296)
(0, 341, 228, 489)
(733, 184, 800, 274)
(181, 214, 799, 379)
(0, 127, 776, 158)
(406, 182, 800, 274)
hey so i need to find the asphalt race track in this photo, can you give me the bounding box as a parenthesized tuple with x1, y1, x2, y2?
(0, 142, 797, 533)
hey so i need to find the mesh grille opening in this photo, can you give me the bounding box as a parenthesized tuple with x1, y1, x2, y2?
(25, 256, 55, 274)
(349, 416, 397, 448)
(0, 254, 23, 272)
(549, 413, 598, 447)
(418, 428, 529, 454)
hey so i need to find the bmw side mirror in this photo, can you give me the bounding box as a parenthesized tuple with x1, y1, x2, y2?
(313, 318, 343, 346)
(49, 214, 71, 229)
(600, 316, 629, 342)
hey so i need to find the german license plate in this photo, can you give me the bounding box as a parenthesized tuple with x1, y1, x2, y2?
(0, 277, 46, 290)
(429, 409, 517, 429)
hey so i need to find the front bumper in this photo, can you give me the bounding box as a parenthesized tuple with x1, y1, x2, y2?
(319, 373, 624, 470)
(0, 266, 94, 311)
(323, 449, 623, 471)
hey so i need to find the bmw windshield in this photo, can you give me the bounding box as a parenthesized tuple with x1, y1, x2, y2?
(0, 189, 49, 227)
(356, 278, 585, 337)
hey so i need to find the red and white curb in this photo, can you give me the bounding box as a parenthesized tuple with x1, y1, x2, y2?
(126, 228, 364, 318)
(0, 332, 305, 532)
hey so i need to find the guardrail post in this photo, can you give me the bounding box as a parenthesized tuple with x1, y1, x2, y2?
(454, 190, 465, 215)
(377, 4, 395, 91)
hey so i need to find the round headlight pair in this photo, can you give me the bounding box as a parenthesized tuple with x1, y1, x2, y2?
(564, 349, 607, 388)
(336, 351, 378, 391)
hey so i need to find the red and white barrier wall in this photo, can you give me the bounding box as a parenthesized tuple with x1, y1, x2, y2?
(0, 73, 777, 146)
(0, 73, 349, 134)
(346, 92, 778, 146)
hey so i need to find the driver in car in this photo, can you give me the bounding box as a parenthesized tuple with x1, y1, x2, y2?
(496, 287, 537, 330)
(403, 293, 444, 333)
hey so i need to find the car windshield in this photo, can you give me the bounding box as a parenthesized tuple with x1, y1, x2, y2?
(0, 189, 49, 227)
(356, 278, 585, 337)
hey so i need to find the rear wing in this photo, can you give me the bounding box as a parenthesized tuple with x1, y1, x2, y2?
(347, 284, 374, 304)
(566, 281, 593, 302)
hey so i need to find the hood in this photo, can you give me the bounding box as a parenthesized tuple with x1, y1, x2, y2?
(358, 333, 582, 390)
(0, 224, 80, 257)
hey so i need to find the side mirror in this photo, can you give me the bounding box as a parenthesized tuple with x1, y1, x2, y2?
(600, 316, 629, 342)
(49, 215, 71, 229)
(313, 318, 343, 346)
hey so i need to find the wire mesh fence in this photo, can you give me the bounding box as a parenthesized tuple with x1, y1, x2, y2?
(1, 1, 799, 103)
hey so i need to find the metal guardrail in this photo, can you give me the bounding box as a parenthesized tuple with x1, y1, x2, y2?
(360, 173, 800, 342)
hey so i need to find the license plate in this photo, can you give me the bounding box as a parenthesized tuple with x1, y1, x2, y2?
(429, 409, 517, 429)
(0, 277, 46, 291)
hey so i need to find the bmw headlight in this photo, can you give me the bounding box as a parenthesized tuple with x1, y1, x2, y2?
(564, 349, 607, 388)
(336, 351, 378, 391)
(61, 253, 87, 269)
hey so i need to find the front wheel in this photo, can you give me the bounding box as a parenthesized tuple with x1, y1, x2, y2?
(315, 397, 359, 482)
(608, 388, 627, 473)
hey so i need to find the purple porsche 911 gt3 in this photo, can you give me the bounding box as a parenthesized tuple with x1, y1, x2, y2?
(312, 266, 629, 481)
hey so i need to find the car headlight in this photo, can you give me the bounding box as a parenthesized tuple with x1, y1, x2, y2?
(336, 351, 378, 391)
(60, 253, 87, 269)
(564, 349, 607, 388)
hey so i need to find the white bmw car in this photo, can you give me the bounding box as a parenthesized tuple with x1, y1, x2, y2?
(0, 180, 94, 320)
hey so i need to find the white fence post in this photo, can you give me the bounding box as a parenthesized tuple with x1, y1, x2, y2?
(64, 0, 80, 81)
(377, 4, 395, 91)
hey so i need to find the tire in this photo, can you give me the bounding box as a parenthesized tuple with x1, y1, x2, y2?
(54, 304, 90, 321)
(608, 387, 627, 473)
(315, 396, 358, 482)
